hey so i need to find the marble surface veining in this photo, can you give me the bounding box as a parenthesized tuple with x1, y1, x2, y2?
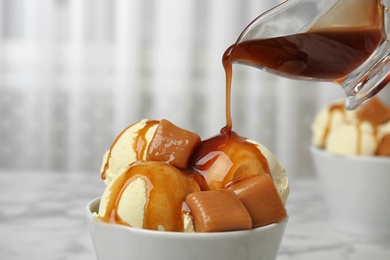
(0, 172, 389, 260)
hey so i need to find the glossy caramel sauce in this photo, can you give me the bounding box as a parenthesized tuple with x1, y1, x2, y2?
(323, 103, 345, 145)
(101, 161, 200, 231)
(135, 120, 160, 160)
(222, 46, 234, 133)
(101, 120, 159, 180)
(191, 131, 270, 190)
(226, 27, 384, 81)
(180, 40, 272, 193)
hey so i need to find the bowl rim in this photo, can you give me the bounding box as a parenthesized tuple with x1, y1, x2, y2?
(310, 146, 390, 163)
(86, 197, 289, 238)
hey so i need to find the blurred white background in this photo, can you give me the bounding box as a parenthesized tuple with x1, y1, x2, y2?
(1, 0, 379, 177)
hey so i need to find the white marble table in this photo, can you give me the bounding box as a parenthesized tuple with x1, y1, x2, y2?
(1, 171, 389, 260)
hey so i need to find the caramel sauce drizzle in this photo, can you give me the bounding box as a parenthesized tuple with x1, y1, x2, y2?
(101, 162, 197, 232)
(101, 120, 159, 180)
(194, 43, 272, 190)
(356, 122, 380, 155)
(356, 121, 362, 155)
(100, 171, 151, 225)
(323, 103, 383, 155)
(322, 103, 345, 146)
(101, 124, 135, 180)
(135, 120, 159, 160)
(191, 131, 271, 190)
(222, 45, 234, 134)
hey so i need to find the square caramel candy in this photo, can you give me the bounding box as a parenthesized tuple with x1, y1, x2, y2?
(357, 97, 390, 125)
(185, 189, 252, 232)
(228, 174, 287, 228)
(376, 134, 390, 156)
(147, 119, 201, 168)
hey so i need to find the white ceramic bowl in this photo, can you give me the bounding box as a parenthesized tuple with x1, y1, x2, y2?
(310, 146, 390, 238)
(86, 197, 288, 260)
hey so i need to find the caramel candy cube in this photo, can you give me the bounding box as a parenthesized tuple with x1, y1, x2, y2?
(185, 190, 252, 232)
(357, 97, 390, 125)
(147, 119, 201, 168)
(229, 174, 287, 228)
(376, 134, 390, 156)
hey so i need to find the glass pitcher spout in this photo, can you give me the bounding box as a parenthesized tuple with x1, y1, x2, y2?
(229, 0, 389, 110)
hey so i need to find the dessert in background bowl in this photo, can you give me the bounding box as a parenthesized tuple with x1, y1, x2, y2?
(310, 97, 390, 238)
(86, 118, 290, 260)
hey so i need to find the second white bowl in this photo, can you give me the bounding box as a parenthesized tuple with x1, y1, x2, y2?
(311, 146, 390, 238)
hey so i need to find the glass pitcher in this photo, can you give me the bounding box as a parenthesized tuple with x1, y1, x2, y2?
(228, 0, 390, 110)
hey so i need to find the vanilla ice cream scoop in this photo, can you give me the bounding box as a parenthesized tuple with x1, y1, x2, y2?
(100, 119, 159, 185)
(326, 121, 377, 155)
(98, 161, 200, 232)
(311, 100, 357, 149)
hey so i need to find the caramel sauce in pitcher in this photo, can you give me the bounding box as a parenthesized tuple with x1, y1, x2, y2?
(220, 2, 385, 158)
(225, 27, 384, 82)
(223, 0, 385, 83)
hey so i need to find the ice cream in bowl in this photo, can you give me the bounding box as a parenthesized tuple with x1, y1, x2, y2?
(86, 119, 289, 260)
(310, 97, 390, 238)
